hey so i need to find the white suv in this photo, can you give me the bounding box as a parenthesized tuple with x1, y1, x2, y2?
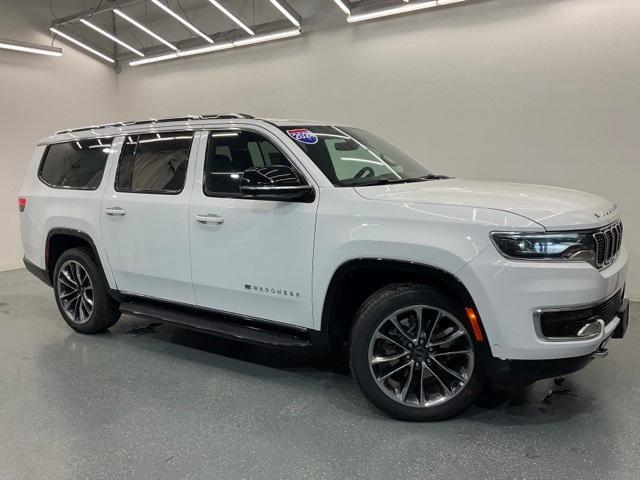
(19, 114, 629, 421)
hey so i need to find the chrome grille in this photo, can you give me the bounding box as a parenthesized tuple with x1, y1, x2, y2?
(593, 221, 623, 269)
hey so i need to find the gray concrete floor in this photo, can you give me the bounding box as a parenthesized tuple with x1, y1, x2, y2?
(0, 268, 638, 480)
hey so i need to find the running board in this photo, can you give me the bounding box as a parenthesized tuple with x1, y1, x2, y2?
(120, 301, 311, 348)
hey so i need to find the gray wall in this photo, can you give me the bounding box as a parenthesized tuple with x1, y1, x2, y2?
(2, 0, 639, 297)
(0, 0, 118, 270)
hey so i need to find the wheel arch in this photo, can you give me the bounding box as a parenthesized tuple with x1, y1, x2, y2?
(320, 259, 485, 351)
(45, 228, 120, 301)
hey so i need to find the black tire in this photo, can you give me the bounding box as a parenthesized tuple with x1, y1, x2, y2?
(349, 283, 484, 421)
(53, 247, 121, 334)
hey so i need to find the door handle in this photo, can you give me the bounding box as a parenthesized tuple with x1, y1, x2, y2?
(195, 214, 224, 225)
(105, 207, 127, 217)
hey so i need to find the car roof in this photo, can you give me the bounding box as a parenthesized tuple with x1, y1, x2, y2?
(38, 114, 339, 145)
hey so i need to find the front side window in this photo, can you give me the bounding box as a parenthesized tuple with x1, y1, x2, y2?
(279, 125, 434, 187)
(204, 130, 296, 196)
(39, 138, 114, 190)
(116, 131, 194, 194)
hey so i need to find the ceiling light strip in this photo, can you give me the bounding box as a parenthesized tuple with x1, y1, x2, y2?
(347, 0, 466, 23)
(80, 18, 145, 57)
(269, 0, 301, 28)
(49, 27, 115, 63)
(151, 0, 214, 44)
(114, 9, 178, 51)
(129, 28, 300, 66)
(333, 0, 351, 15)
(207, 0, 255, 36)
(0, 37, 63, 57)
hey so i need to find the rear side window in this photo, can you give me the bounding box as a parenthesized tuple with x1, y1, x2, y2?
(116, 131, 194, 194)
(39, 138, 114, 190)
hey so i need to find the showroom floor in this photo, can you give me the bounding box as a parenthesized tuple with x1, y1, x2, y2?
(1, 268, 638, 480)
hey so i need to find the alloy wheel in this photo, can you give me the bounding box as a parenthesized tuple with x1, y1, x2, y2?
(57, 260, 94, 325)
(367, 305, 475, 408)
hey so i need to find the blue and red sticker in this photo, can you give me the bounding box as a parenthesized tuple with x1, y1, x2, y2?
(286, 129, 318, 145)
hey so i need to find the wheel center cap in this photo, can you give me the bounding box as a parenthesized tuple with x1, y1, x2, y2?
(412, 346, 427, 362)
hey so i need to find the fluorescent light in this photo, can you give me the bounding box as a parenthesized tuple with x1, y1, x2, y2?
(129, 29, 300, 67)
(333, 0, 351, 15)
(114, 9, 178, 51)
(0, 37, 62, 57)
(151, 0, 214, 44)
(347, 1, 438, 23)
(129, 52, 178, 66)
(437, 0, 466, 4)
(207, 0, 255, 36)
(233, 28, 300, 47)
(269, 0, 301, 28)
(178, 42, 234, 57)
(210, 132, 240, 138)
(49, 27, 115, 63)
(80, 19, 145, 57)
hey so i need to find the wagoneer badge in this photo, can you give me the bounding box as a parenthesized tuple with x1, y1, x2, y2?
(594, 204, 617, 219)
(245, 284, 301, 298)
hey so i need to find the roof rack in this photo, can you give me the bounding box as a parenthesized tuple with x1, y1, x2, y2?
(55, 113, 256, 135)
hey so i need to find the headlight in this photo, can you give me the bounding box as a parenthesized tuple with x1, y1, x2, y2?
(490, 231, 596, 265)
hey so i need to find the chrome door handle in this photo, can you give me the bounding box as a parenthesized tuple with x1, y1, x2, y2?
(195, 214, 224, 225)
(105, 207, 127, 217)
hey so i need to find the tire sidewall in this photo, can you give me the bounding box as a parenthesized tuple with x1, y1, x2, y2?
(350, 285, 483, 421)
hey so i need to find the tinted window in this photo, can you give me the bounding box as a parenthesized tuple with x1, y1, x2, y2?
(204, 130, 294, 196)
(279, 125, 432, 187)
(39, 138, 114, 190)
(116, 132, 193, 194)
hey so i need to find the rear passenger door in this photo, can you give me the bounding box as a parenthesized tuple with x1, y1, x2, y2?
(100, 130, 201, 304)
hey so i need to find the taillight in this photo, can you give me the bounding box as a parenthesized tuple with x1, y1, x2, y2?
(18, 197, 26, 213)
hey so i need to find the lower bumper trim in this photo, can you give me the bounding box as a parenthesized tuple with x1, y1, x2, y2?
(23, 257, 52, 287)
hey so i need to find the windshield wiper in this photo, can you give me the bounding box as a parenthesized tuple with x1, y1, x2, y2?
(354, 174, 450, 187)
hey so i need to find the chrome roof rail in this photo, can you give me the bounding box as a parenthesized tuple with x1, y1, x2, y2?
(54, 113, 256, 135)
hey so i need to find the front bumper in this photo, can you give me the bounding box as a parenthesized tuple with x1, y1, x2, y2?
(457, 242, 629, 360)
(480, 298, 629, 388)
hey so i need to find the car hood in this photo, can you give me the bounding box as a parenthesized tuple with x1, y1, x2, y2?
(354, 178, 619, 230)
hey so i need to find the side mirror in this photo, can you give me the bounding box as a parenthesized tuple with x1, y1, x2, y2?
(240, 166, 314, 201)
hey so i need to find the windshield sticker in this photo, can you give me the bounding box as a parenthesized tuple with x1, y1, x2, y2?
(287, 129, 318, 145)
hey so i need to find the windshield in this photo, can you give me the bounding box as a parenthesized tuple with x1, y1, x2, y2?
(279, 125, 440, 187)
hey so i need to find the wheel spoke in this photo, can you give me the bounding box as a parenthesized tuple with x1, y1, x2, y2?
(61, 269, 77, 287)
(399, 364, 414, 401)
(377, 361, 412, 382)
(428, 329, 464, 348)
(426, 311, 442, 344)
(83, 291, 94, 307)
(432, 349, 472, 358)
(60, 289, 78, 300)
(389, 317, 414, 345)
(419, 363, 427, 406)
(413, 307, 423, 342)
(424, 363, 452, 396)
(371, 352, 408, 365)
(374, 332, 409, 353)
(430, 357, 466, 383)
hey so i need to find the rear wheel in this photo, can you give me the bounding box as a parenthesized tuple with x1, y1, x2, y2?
(350, 283, 483, 421)
(53, 248, 120, 334)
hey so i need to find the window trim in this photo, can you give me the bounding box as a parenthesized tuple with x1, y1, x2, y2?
(202, 128, 316, 203)
(37, 140, 113, 191)
(114, 131, 195, 196)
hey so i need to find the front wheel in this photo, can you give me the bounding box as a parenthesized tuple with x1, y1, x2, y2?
(350, 284, 483, 421)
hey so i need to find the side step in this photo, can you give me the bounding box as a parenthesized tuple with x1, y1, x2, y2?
(120, 301, 311, 348)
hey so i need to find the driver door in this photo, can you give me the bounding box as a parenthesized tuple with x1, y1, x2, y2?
(189, 126, 318, 328)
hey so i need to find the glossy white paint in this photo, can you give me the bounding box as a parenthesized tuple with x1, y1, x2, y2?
(189, 125, 317, 327)
(99, 134, 199, 304)
(19, 117, 629, 363)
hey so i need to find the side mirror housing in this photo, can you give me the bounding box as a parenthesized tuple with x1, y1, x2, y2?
(240, 166, 314, 202)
